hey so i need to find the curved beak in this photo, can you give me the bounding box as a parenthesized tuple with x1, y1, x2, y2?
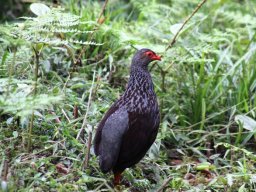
(152, 54, 161, 61)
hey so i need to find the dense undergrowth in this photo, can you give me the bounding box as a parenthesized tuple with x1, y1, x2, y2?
(0, 0, 256, 191)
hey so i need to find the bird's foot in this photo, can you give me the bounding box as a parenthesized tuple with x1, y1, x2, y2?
(114, 172, 122, 186)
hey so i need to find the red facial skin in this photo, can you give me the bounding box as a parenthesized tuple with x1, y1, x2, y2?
(144, 51, 161, 61)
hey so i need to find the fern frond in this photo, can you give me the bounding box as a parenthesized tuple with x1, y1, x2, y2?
(69, 39, 103, 46)
(9, 8, 101, 47)
(30, 27, 94, 34)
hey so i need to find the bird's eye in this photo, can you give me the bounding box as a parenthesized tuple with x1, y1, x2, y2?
(145, 51, 153, 57)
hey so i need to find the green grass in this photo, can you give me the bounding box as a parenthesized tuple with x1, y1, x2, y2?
(0, 0, 256, 191)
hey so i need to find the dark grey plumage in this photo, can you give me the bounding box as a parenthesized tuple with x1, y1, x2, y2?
(93, 48, 161, 184)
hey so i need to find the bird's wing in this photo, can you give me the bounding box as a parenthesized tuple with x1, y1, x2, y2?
(113, 110, 160, 172)
(94, 106, 129, 173)
(93, 103, 119, 156)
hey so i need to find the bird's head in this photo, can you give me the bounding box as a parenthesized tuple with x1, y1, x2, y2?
(131, 48, 161, 69)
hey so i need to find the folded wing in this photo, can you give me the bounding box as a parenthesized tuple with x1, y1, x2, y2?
(94, 107, 129, 173)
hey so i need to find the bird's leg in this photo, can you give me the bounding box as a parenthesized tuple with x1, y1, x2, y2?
(113, 172, 122, 186)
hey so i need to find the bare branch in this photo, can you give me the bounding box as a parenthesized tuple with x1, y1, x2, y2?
(156, 176, 172, 192)
(165, 0, 208, 51)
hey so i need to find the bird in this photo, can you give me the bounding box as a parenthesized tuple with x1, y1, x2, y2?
(93, 48, 161, 185)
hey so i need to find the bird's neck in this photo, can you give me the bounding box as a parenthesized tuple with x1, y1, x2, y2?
(119, 65, 157, 113)
(126, 66, 154, 92)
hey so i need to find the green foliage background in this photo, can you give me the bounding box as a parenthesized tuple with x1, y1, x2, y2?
(0, 0, 256, 191)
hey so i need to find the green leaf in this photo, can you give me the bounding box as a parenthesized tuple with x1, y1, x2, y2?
(195, 162, 212, 171)
(30, 3, 50, 16)
(227, 174, 233, 187)
(1, 180, 8, 192)
(235, 115, 256, 131)
(12, 131, 18, 138)
(238, 184, 246, 192)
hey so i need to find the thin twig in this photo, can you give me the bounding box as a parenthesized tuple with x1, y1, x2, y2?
(97, 0, 109, 24)
(73, 105, 79, 119)
(62, 109, 71, 123)
(130, 44, 139, 51)
(156, 176, 172, 192)
(27, 48, 39, 152)
(82, 129, 92, 169)
(165, 0, 208, 51)
(2, 162, 8, 183)
(62, 73, 70, 93)
(81, 76, 102, 169)
(49, 110, 62, 124)
(79, 71, 96, 170)
(76, 71, 96, 140)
